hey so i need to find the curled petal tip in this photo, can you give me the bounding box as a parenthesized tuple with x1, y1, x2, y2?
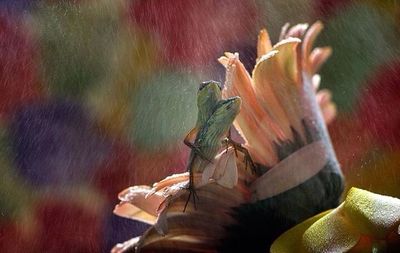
(257, 28, 272, 59)
(285, 23, 309, 39)
(279, 22, 290, 40)
(303, 21, 324, 58)
(256, 49, 279, 64)
(313, 20, 324, 30)
(273, 37, 302, 49)
(224, 52, 238, 59)
(310, 47, 332, 73)
(218, 56, 229, 67)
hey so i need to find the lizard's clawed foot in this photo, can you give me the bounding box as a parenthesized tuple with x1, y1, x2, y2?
(182, 183, 199, 212)
(222, 137, 258, 176)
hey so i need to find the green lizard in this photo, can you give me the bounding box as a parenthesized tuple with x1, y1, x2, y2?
(184, 81, 223, 161)
(184, 81, 242, 211)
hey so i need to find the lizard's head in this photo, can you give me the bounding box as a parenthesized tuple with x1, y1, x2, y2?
(197, 81, 222, 107)
(197, 81, 223, 124)
(211, 96, 241, 126)
(199, 80, 222, 92)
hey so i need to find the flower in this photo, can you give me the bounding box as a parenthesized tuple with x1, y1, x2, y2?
(112, 147, 254, 253)
(111, 22, 344, 253)
(270, 188, 400, 253)
(218, 21, 336, 167)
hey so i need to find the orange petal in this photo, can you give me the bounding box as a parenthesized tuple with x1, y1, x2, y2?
(257, 28, 272, 60)
(113, 202, 157, 225)
(221, 53, 279, 165)
(234, 107, 278, 166)
(253, 40, 305, 142)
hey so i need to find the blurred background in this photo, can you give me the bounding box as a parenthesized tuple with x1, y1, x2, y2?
(0, 0, 399, 252)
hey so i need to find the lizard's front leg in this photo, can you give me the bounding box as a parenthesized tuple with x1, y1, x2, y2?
(223, 127, 258, 175)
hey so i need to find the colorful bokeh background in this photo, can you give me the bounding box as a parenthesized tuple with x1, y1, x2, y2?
(0, 0, 399, 252)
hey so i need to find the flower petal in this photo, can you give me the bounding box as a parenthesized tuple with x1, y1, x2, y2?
(302, 204, 360, 253)
(129, 182, 250, 252)
(343, 187, 400, 238)
(113, 202, 157, 225)
(251, 140, 328, 201)
(257, 28, 272, 60)
(221, 53, 280, 165)
(115, 186, 164, 218)
(302, 21, 324, 74)
(253, 39, 305, 143)
(309, 46, 332, 74)
(282, 23, 309, 39)
(270, 210, 331, 253)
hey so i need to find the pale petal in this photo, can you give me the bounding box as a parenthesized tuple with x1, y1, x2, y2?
(111, 237, 140, 253)
(151, 172, 190, 194)
(285, 23, 309, 39)
(302, 21, 324, 74)
(251, 140, 328, 201)
(218, 56, 229, 67)
(279, 22, 290, 41)
(116, 186, 165, 217)
(312, 74, 321, 91)
(309, 47, 332, 74)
